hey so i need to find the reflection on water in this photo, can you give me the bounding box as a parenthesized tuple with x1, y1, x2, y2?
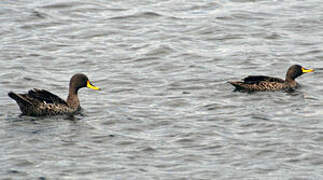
(1, 0, 323, 179)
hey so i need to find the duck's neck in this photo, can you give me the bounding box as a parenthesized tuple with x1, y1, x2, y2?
(285, 77, 294, 83)
(67, 88, 80, 110)
(285, 73, 296, 83)
(285, 76, 297, 88)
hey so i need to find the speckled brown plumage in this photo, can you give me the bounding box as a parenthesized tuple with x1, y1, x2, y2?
(228, 65, 314, 92)
(8, 73, 100, 116)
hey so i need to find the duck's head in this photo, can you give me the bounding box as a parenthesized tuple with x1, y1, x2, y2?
(286, 64, 314, 81)
(70, 73, 100, 93)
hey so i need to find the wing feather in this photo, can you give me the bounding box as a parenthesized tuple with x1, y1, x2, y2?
(28, 89, 67, 105)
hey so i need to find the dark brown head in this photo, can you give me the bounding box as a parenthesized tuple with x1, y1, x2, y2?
(69, 73, 100, 94)
(285, 64, 314, 81)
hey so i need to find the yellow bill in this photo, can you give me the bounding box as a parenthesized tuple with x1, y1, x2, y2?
(87, 80, 101, 90)
(302, 67, 314, 73)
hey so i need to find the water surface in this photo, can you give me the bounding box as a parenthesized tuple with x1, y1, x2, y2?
(1, 0, 323, 179)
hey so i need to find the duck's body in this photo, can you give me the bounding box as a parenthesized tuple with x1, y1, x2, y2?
(8, 74, 100, 116)
(229, 75, 298, 91)
(229, 65, 314, 92)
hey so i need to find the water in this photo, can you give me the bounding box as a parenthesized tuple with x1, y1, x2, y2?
(1, 0, 323, 179)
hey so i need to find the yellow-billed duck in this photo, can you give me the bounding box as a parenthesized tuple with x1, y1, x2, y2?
(8, 73, 100, 116)
(228, 64, 314, 92)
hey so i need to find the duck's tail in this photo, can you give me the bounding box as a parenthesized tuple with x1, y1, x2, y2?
(228, 81, 244, 90)
(8, 92, 32, 106)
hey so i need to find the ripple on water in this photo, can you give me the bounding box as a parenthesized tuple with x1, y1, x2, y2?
(1, 0, 323, 179)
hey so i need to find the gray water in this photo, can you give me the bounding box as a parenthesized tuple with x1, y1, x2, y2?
(1, 0, 323, 179)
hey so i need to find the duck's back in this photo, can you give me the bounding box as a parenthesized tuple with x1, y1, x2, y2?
(243, 75, 285, 83)
(8, 89, 76, 116)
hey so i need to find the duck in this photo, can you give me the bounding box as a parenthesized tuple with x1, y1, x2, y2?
(8, 73, 100, 116)
(228, 64, 314, 92)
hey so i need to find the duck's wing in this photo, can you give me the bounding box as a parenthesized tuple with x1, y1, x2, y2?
(243, 75, 285, 83)
(27, 89, 67, 105)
